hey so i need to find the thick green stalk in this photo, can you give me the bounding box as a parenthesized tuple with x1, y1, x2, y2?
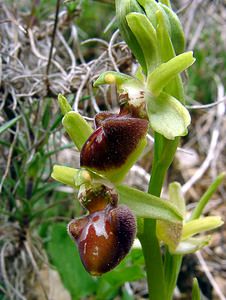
(139, 134, 179, 300)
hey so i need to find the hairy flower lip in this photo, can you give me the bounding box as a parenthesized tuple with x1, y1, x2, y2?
(68, 203, 136, 275)
(80, 115, 148, 172)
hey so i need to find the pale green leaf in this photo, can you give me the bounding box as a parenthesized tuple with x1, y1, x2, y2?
(117, 185, 183, 223)
(156, 181, 185, 250)
(137, 0, 163, 29)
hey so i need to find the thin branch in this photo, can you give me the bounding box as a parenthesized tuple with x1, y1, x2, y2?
(186, 96, 226, 109)
(46, 0, 61, 77)
(108, 29, 120, 72)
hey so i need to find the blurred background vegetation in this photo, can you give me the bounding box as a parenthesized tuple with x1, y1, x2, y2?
(0, 0, 225, 299)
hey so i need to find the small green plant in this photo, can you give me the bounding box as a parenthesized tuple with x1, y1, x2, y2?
(51, 1, 224, 299)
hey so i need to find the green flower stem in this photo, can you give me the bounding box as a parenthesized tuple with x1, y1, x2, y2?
(164, 252, 182, 300)
(139, 219, 165, 300)
(139, 134, 179, 300)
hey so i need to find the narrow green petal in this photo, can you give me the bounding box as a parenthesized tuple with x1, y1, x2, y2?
(58, 94, 72, 115)
(51, 165, 79, 187)
(182, 216, 224, 240)
(147, 52, 195, 96)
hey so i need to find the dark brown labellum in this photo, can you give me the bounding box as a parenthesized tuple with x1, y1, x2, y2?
(68, 203, 136, 276)
(80, 115, 148, 172)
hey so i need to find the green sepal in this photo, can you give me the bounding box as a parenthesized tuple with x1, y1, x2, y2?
(192, 278, 201, 300)
(58, 94, 72, 115)
(117, 185, 183, 223)
(182, 216, 224, 240)
(126, 12, 158, 71)
(51, 165, 80, 187)
(147, 51, 195, 96)
(62, 111, 93, 151)
(115, 0, 147, 74)
(146, 91, 191, 140)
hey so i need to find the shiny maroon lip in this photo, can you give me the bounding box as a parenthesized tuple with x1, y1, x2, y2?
(68, 203, 136, 276)
(80, 115, 148, 171)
